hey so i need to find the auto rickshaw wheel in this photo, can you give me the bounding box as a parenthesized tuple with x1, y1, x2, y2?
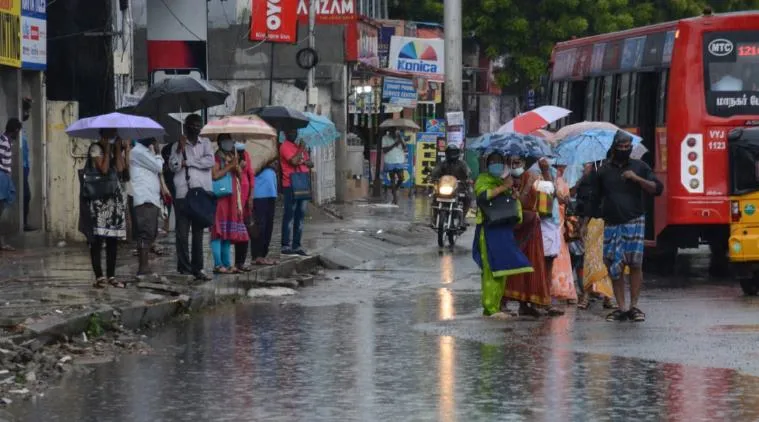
(740, 277, 759, 296)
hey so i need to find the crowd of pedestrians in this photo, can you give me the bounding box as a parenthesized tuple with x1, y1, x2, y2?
(0, 112, 313, 287)
(474, 130, 663, 322)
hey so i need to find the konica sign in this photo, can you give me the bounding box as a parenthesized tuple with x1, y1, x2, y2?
(388, 36, 445, 82)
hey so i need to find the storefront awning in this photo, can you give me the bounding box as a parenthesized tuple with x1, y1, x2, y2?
(353, 63, 414, 80)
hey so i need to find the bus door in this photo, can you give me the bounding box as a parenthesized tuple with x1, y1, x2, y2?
(638, 72, 659, 240)
(569, 81, 587, 123)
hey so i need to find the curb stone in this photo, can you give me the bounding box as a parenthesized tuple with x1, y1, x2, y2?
(19, 255, 322, 346)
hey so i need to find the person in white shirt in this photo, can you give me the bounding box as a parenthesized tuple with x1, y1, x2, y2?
(381, 128, 407, 204)
(130, 137, 165, 276)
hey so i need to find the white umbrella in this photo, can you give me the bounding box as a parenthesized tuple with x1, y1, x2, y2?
(496, 106, 571, 134)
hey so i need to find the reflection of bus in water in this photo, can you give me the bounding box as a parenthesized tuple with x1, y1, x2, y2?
(548, 10, 759, 281)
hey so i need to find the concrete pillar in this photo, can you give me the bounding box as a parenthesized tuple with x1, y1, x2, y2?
(444, 0, 463, 113)
(21, 71, 46, 231)
(0, 66, 22, 237)
(332, 64, 349, 202)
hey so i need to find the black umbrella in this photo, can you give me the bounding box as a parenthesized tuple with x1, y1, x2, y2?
(247, 105, 310, 131)
(134, 77, 229, 116)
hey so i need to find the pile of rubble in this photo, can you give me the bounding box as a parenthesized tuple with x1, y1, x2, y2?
(0, 325, 151, 405)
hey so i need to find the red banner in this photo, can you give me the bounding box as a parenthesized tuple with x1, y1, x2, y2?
(250, 0, 298, 43)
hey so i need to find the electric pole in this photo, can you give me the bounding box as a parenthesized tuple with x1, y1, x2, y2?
(307, 0, 317, 111)
(444, 0, 463, 113)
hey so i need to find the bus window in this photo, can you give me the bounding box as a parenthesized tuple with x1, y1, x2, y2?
(629, 73, 639, 125)
(657, 70, 668, 125)
(615, 73, 632, 126)
(549, 82, 560, 129)
(601, 76, 613, 122)
(560, 82, 570, 125)
(585, 78, 596, 120)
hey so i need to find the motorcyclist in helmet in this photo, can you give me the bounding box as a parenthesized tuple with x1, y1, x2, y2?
(430, 144, 472, 223)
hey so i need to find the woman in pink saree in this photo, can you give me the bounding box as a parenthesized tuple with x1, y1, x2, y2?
(550, 167, 577, 302)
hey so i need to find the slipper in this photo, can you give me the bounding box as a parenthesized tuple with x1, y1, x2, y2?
(213, 267, 230, 274)
(236, 265, 252, 272)
(0, 244, 16, 252)
(108, 277, 126, 289)
(150, 245, 165, 256)
(93, 277, 107, 289)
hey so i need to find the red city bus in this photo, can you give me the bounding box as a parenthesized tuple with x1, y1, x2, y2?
(548, 10, 759, 274)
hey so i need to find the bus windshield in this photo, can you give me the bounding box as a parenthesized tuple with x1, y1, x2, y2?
(705, 32, 759, 117)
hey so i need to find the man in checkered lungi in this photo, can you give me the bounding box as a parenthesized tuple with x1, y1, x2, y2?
(594, 131, 663, 322)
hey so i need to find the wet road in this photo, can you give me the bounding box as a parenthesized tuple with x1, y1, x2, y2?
(10, 232, 759, 421)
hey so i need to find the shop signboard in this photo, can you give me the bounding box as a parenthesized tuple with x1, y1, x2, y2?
(345, 19, 378, 66)
(388, 36, 445, 82)
(378, 26, 395, 68)
(382, 76, 417, 108)
(250, 0, 298, 43)
(21, 0, 45, 70)
(297, 0, 356, 23)
(0, 0, 21, 68)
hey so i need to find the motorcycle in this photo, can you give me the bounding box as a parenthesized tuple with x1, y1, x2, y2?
(431, 175, 467, 247)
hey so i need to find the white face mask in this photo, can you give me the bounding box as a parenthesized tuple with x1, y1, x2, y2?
(511, 167, 525, 177)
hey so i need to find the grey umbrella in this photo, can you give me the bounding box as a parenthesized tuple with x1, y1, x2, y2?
(247, 105, 310, 131)
(134, 77, 229, 116)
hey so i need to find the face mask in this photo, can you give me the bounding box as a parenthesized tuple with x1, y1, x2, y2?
(185, 126, 201, 137)
(488, 163, 505, 176)
(235, 142, 245, 151)
(511, 167, 525, 177)
(221, 141, 235, 152)
(614, 148, 632, 162)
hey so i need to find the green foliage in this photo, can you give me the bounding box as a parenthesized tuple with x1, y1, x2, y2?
(87, 313, 105, 338)
(389, 0, 759, 90)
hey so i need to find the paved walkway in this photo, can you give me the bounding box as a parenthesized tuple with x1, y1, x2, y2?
(0, 197, 433, 339)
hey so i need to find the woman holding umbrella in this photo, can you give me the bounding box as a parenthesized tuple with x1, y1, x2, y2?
(210, 134, 250, 273)
(79, 128, 129, 288)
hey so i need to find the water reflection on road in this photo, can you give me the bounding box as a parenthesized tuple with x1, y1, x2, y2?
(11, 248, 759, 421)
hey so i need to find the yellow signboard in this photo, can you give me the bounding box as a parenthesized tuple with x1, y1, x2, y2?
(415, 141, 438, 187)
(0, 0, 21, 68)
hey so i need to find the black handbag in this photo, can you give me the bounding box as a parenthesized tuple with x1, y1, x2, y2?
(182, 150, 217, 228)
(479, 193, 521, 226)
(79, 150, 120, 200)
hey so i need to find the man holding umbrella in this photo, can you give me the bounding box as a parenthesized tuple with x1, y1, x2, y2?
(169, 114, 215, 280)
(279, 129, 313, 256)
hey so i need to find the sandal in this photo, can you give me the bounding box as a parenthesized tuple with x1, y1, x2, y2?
(236, 264, 252, 272)
(518, 304, 542, 318)
(606, 309, 628, 322)
(603, 298, 619, 309)
(150, 245, 165, 256)
(213, 266, 230, 274)
(93, 277, 107, 289)
(546, 306, 565, 317)
(628, 307, 646, 322)
(577, 296, 590, 310)
(108, 277, 126, 289)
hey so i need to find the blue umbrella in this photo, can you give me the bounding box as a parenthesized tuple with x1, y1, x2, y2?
(278, 112, 340, 147)
(471, 132, 552, 158)
(553, 129, 643, 166)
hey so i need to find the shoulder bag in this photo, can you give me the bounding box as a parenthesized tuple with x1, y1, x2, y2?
(212, 156, 233, 197)
(78, 145, 120, 200)
(290, 171, 312, 201)
(478, 193, 521, 226)
(182, 149, 217, 228)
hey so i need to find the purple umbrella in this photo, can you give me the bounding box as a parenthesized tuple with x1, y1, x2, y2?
(65, 112, 166, 140)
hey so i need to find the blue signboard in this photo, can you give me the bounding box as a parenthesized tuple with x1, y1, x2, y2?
(21, 0, 47, 70)
(378, 26, 395, 68)
(382, 77, 417, 108)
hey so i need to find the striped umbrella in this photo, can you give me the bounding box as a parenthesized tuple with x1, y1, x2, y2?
(496, 105, 571, 134)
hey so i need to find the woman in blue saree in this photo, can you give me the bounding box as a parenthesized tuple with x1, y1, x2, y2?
(473, 152, 533, 318)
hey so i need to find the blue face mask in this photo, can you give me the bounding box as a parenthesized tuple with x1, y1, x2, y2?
(488, 163, 505, 176)
(235, 142, 245, 151)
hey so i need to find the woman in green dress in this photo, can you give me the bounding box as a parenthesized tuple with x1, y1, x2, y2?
(473, 152, 534, 318)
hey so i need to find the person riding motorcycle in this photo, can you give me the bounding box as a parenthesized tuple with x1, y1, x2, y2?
(430, 145, 472, 222)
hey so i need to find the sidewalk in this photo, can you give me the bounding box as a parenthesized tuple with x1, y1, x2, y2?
(0, 197, 433, 341)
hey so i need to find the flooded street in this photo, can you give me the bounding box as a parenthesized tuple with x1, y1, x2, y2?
(8, 236, 759, 421)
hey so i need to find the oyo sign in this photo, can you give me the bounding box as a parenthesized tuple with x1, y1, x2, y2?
(297, 0, 356, 23)
(250, 0, 298, 43)
(388, 36, 445, 82)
